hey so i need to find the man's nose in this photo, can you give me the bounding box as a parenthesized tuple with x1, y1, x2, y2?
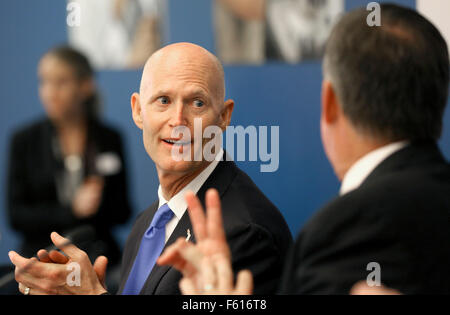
(168, 101, 188, 127)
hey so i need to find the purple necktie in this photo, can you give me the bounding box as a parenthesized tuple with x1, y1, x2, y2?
(122, 204, 174, 295)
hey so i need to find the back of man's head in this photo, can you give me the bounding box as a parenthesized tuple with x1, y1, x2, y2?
(323, 3, 449, 142)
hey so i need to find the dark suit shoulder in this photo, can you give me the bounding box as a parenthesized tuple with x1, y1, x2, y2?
(121, 161, 292, 295)
(218, 165, 293, 257)
(212, 164, 291, 294)
(307, 157, 450, 231)
(288, 155, 450, 294)
(10, 118, 50, 144)
(221, 164, 291, 234)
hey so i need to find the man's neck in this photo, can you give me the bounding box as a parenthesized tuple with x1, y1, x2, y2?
(337, 135, 392, 181)
(339, 140, 409, 195)
(157, 161, 212, 200)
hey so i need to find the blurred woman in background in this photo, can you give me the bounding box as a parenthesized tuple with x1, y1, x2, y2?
(6, 46, 132, 279)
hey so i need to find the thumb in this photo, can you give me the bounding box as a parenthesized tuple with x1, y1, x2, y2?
(93, 256, 108, 288)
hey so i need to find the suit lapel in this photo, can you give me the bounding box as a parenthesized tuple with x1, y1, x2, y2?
(196, 159, 238, 207)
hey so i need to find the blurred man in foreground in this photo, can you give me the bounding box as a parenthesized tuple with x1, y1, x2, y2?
(159, 4, 450, 294)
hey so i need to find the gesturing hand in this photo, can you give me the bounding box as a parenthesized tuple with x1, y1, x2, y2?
(157, 189, 253, 295)
(36, 248, 108, 290)
(9, 232, 108, 295)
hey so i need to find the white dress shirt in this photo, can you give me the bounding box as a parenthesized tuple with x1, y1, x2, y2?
(157, 149, 224, 243)
(340, 141, 409, 196)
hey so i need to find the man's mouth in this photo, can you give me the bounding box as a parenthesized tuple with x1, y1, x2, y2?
(162, 138, 192, 146)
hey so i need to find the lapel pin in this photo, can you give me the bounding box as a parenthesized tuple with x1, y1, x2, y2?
(186, 229, 191, 242)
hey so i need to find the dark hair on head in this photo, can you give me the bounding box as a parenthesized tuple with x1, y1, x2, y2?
(323, 3, 450, 142)
(45, 45, 101, 120)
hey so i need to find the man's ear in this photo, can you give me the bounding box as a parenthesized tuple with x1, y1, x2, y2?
(321, 80, 340, 124)
(219, 99, 234, 131)
(131, 92, 143, 130)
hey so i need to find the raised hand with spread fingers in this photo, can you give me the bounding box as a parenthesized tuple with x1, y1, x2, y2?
(157, 189, 254, 295)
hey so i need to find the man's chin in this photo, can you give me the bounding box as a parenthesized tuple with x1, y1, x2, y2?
(156, 160, 203, 175)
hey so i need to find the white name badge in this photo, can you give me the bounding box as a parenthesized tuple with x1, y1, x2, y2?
(96, 152, 122, 176)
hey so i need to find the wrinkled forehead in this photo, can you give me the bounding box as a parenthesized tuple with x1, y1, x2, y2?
(140, 52, 224, 102)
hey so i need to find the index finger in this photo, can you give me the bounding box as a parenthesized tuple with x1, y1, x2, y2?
(185, 191, 207, 241)
(37, 249, 67, 264)
(205, 189, 226, 242)
(37, 249, 52, 263)
(49, 250, 70, 264)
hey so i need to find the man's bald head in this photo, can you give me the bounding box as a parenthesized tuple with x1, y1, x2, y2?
(130, 42, 234, 184)
(139, 42, 226, 106)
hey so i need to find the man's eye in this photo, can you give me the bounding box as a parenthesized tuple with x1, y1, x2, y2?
(193, 100, 204, 107)
(158, 97, 169, 104)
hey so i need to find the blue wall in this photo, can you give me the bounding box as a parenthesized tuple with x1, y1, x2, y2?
(1, 0, 449, 265)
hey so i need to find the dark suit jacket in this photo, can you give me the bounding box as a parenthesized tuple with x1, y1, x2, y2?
(7, 118, 132, 265)
(279, 142, 450, 294)
(118, 160, 293, 295)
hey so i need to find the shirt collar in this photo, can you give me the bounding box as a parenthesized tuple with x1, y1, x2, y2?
(157, 149, 224, 220)
(340, 141, 409, 196)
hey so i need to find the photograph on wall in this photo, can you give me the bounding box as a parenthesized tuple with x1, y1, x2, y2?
(417, 0, 450, 59)
(67, 0, 166, 70)
(214, 0, 344, 64)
